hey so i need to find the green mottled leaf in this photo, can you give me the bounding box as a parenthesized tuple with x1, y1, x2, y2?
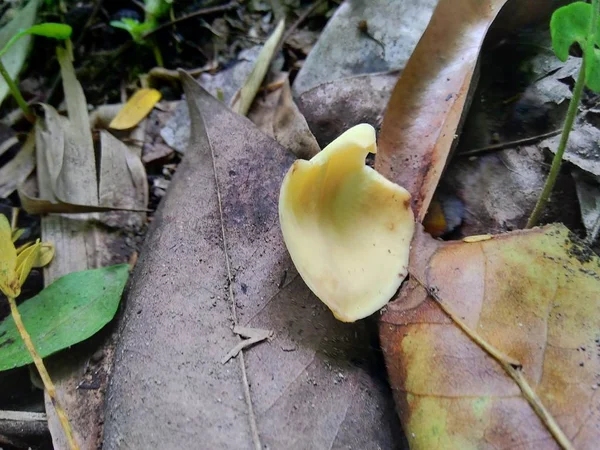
(550, 1, 600, 92)
(0, 264, 129, 371)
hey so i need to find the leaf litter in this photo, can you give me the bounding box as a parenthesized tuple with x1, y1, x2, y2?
(373, 0, 600, 447)
(3, 0, 600, 448)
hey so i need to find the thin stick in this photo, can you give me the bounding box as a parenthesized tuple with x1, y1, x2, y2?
(459, 129, 562, 157)
(10, 207, 18, 231)
(143, 2, 239, 39)
(411, 275, 574, 450)
(74, 0, 104, 49)
(6, 297, 79, 450)
(282, 0, 326, 44)
(526, 0, 599, 228)
(0, 60, 34, 123)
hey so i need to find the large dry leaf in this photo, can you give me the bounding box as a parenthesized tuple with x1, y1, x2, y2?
(376, 0, 509, 221)
(103, 72, 402, 449)
(381, 226, 600, 449)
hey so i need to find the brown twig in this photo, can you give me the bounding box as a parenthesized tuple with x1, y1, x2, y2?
(282, 0, 326, 44)
(458, 129, 562, 157)
(143, 1, 239, 39)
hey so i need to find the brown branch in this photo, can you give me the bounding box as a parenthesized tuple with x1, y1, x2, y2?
(458, 129, 562, 157)
(143, 1, 239, 39)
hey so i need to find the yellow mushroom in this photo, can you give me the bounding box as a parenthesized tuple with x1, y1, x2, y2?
(278, 124, 415, 322)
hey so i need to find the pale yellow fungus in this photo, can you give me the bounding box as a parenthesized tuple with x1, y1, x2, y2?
(279, 124, 414, 322)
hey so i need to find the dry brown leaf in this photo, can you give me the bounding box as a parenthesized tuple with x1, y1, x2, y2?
(0, 131, 35, 198)
(376, 0, 509, 221)
(103, 72, 402, 449)
(273, 78, 320, 159)
(18, 48, 147, 215)
(248, 74, 320, 159)
(381, 226, 600, 449)
(296, 71, 399, 148)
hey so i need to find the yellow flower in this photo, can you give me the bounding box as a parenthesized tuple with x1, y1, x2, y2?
(0, 214, 54, 298)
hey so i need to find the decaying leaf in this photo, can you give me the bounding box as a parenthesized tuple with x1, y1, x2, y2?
(248, 74, 320, 159)
(0, 0, 41, 107)
(231, 19, 285, 116)
(17, 46, 147, 215)
(296, 71, 398, 149)
(376, 0, 509, 221)
(292, 0, 436, 96)
(103, 72, 402, 449)
(109, 88, 162, 130)
(0, 130, 35, 198)
(381, 225, 600, 449)
(572, 169, 600, 243)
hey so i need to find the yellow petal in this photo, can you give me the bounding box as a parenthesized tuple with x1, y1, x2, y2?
(15, 240, 34, 254)
(109, 88, 162, 130)
(278, 124, 415, 322)
(34, 242, 55, 268)
(0, 214, 18, 297)
(15, 240, 41, 289)
(11, 227, 25, 242)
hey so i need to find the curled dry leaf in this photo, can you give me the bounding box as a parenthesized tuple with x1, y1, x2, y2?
(376, 0, 510, 221)
(279, 124, 414, 322)
(273, 78, 320, 160)
(17, 47, 148, 215)
(0, 130, 35, 198)
(381, 226, 600, 449)
(248, 75, 320, 160)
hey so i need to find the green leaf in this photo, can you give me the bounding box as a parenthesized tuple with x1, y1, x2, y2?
(110, 18, 152, 43)
(0, 0, 41, 107)
(0, 23, 73, 58)
(550, 1, 600, 92)
(0, 264, 129, 371)
(550, 2, 591, 61)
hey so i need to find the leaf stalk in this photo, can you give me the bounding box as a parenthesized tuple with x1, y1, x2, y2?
(6, 295, 79, 450)
(0, 59, 34, 123)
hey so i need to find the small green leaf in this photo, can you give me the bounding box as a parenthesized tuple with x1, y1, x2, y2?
(110, 18, 152, 43)
(0, 22, 72, 58)
(550, 2, 591, 61)
(588, 46, 600, 92)
(27, 23, 72, 40)
(551, 1, 600, 92)
(0, 264, 129, 371)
